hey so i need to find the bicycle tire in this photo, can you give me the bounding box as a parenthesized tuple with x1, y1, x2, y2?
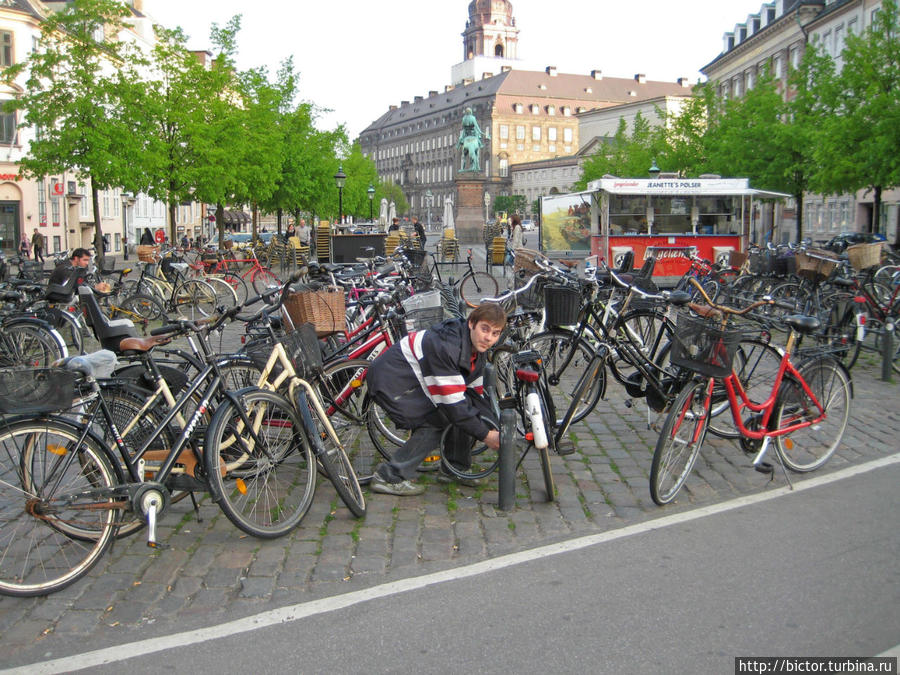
(555, 354, 604, 445)
(649, 378, 711, 506)
(459, 271, 499, 308)
(0, 418, 119, 597)
(35, 306, 83, 356)
(773, 357, 851, 472)
(216, 272, 249, 306)
(251, 268, 281, 295)
(526, 330, 604, 424)
(116, 293, 165, 322)
(308, 406, 366, 518)
(0, 320, 67, 367)
(817, 292, 862, 369)
(174, 279, 217, 319)
(203, 276, 239, 311)
(204, 389, 316, 538)
(439, 417, 500, 480)
(318, 358, 382, 484)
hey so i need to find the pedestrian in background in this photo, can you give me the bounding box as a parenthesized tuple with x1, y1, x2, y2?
(31, 228, 45, 263)
(413, 216, 426, 249)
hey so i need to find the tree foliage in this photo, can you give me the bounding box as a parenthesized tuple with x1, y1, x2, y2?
(3, 0, 148, 252)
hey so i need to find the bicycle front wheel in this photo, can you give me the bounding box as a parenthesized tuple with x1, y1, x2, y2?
(0, 418, 119, 597)
(116, 293, 165, 322)
(0, 321, 67, 367)
(650, 379, 711, 506)
(204, 389, 316, 538)
(459, 271, 499, 308)
(251, 268, 281, 295)
(174, 279, 217, 319)
(773, 357, 851, 472)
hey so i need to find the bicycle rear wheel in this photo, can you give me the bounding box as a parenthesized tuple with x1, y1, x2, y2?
(0, 320, 67, 367)
(526, 330, 603, 424)
(174, 279, 217, 319)
(251, 268, 281, 295)
(773, 357, 851, 472)
(0, 418, 119, 597)
(459, 271, 499, 308)
(649, 379, 711, 506)
(204, 389, 316, 538)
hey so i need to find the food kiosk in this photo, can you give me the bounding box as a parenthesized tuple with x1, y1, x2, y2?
(539, 177, 788, 284)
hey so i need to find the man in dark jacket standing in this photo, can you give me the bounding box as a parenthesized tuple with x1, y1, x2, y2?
(412, 216, 426, 249)
(368, 303, 506, 495)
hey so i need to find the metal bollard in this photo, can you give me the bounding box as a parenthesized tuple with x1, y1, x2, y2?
(498, 408, 517, 511)
(883, 320, 894, 382)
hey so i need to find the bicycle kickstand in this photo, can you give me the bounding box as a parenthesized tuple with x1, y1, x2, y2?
(751, 437, 794, 489)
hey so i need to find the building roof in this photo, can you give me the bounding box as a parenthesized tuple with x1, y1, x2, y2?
(0, 0, 45, 19)
(361, 68, 692, 136)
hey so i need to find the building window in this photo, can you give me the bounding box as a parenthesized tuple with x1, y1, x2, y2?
(499, 125, 508, 140)
(547, 105, 555, 115)
(532, 126, 541, 141)
(563, 128, 573, 143)
(0, 31, 13, 68)
(52, 235, 61, 254)
(37, 180, 46, 225)
(848, 18, 858, 35)
(562, 106, 571, 116)
(516, 125, 525, 140)
(774, 55, 784, 79)
(548, 127, 557, 142)
(514, 103, 523, 113)
(0, 111, 15, 144)
(530, 104, 539, 114)
(51, 196, 60, 226)
(790, 46, 800, 69)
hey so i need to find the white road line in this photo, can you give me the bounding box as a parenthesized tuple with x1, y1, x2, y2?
(8, 452, 900, 675)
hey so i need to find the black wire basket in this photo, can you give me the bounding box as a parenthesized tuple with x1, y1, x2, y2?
(543, 284, 581, 327)
(244, 322, 323, 381)
(390, 307, 445, 337)
(0, 368, 77, 415)
(669, 314, 741, 379)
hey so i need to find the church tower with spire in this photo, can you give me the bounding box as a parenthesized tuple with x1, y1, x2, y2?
(451, 0, 521, 85)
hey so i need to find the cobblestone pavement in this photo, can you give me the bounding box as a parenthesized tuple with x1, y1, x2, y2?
(1, 257, 898, 668)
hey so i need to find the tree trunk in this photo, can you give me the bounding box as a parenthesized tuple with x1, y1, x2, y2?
(168, 201, 177, 246)
(872, 185, 882, 234)
(89, 177, 103, 256)
(276, 207, 283, 235)
(253, 203, 259, 240)
(217, 203, 226, 249)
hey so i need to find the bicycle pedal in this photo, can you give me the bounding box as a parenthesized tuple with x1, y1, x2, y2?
(555, 439, 576, 456)
(146, 540, 171, 550)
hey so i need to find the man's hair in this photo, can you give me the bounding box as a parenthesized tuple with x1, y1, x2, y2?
(468, 302, 507, 328)
(71, 248, 90, 259)
(511, 214, 521, 227)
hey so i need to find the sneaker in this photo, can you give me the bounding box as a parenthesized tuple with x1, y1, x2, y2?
(436, 467, 483, 488)
(370, 474, 426, 496)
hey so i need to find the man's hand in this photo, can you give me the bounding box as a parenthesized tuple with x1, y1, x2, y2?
(94, 282, 112, 293)
(483, 429, 500, 450)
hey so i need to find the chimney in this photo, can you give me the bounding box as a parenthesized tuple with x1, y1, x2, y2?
(445, 84, 454, 92)
(462, 78, 474, 86)
(678, 77, 691, 88)
(483, 72, 493, 80)
(414, 96, 423, 102)
(389, 105, 398, 111)
(401, 100, 410, 106)
(591, 69, 603, 80)
(429, 90, 438, 97)
(634, 73, 646, 84)
(546, 66, 558, 77)
(501, 65, 512, 73)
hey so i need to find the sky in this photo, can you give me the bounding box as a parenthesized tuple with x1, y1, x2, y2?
(145, 0, 763, 140)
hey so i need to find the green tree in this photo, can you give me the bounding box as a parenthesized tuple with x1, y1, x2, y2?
(810, 0, 900, 237)
(3, 0, 148, 254)
(380, 180, 408, 215)
(575, 112, 661, 189)
(338, 142, 379, 221)
(493, 194, 525, 215)
(656, 88, 715, 176)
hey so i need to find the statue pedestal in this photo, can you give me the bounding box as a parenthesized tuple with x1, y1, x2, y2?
(454, 176, 486, 243)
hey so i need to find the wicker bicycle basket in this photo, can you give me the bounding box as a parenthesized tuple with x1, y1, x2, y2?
(794, 248, 839, 282)
(137, 245, 160, 263)
(513, 248, 543, 274)
(283, 286, 346, 336)
(846, 242, 883, 272)
(0, 368, 77, 415)
(669, 314, 741, 379)
(728, 250, 749, 270)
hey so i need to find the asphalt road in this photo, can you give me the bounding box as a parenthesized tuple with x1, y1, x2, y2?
(20, 457, 899, 675)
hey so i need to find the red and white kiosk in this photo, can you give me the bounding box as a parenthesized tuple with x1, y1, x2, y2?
(538, 176, 787, 285)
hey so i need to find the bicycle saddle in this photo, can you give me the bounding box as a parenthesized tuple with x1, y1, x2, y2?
(784, 314, 821, 334)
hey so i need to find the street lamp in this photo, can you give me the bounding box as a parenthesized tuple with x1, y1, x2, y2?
(425, 189, 433, 232)
(334, 165, 346, 224)
(367, 184, 375, 222)
(649, 159, 661, 178)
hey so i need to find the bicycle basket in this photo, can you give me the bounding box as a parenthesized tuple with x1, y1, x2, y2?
(846, 242, 883, 272)
(543, 285, 581, 327)
(19, 260, 43, 281)
(390, 306, 445, 338)
(669, 314, 741, 378)
(0, 368, 77, 414)
(401, 289, 442, 312)
(279, 322, 323, 379)
(794, 248, 838, 282)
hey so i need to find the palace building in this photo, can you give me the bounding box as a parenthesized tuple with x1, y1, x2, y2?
(358, 0, 692, 222)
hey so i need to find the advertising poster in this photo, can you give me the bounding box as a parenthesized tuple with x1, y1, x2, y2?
(540, 192, 592, 252)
